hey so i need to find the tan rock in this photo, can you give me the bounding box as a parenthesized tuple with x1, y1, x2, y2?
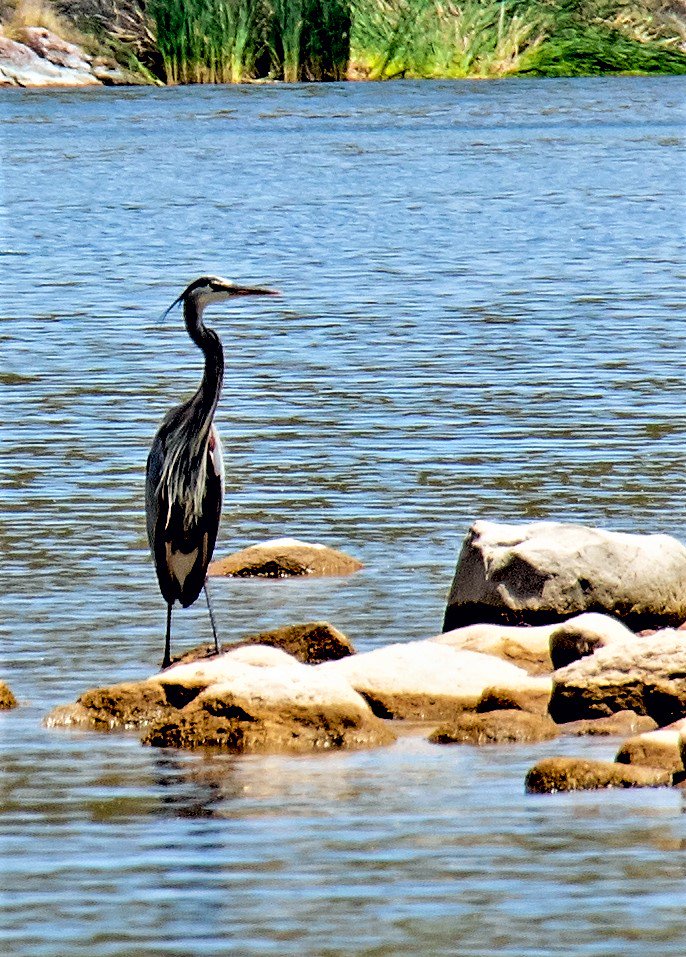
(429, 710, 558, 746)
(318, 641, 540, 720)
(235, 621, 355, 663)
(208, 537, 363, 578)
(549, 613, 637, 669)
(0, 681, 18, 710)
(560, 711, 657, 737)
(550, 630, 686, 725)
(434, 621, 554, 674)
(477, 679, 553, 716)
(170, 621, 355, 666)
(616, 718, 686, 773)
(47, 646, 395, 755)
(525, 757, 672, 793)
(444, 520, 686, 632)
(46, 681, 176, 731)
(143, 657, 395, 753)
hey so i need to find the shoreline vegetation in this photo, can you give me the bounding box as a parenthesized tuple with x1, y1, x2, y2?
(0, 0, 685, 85)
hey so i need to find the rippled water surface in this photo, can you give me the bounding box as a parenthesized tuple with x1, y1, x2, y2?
(2, 77, 686, 955)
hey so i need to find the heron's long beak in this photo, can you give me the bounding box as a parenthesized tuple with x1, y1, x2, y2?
(223, 283, 280, 297)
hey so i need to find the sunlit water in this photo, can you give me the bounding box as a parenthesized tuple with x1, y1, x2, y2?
(1, 77, 686, 956)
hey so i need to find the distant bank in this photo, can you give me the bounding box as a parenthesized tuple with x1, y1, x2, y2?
(2, 0, 686, 87)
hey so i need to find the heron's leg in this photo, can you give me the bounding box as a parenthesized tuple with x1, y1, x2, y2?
(204, 578, 220, 656)
(162, 603, 172, 670)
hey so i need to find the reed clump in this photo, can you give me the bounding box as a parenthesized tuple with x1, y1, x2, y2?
(149, 0, 350, 83)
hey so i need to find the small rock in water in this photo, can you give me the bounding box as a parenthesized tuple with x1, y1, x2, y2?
(559, 710, 657, 738)
(525, 757, 672, 793)
(429, 710, 558, 746)
(615, 718, 686, 774)
(549, 613, 638, 669)
(209, 537, 363, 578)
(443, 520, 686, 632)
(0, 681, 18, 710)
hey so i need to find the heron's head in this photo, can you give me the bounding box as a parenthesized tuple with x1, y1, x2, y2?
(163, 275, 279, 318)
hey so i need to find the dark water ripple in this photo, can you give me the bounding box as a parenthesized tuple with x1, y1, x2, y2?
(1, 77, 686, 955)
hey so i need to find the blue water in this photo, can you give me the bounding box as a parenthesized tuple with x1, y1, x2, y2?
(1, 76, 686, 955)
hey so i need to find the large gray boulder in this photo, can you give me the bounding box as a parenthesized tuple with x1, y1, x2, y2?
(443, 520, 686, 632)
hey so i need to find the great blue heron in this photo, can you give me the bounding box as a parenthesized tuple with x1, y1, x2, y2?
(146, 276, 278, 669)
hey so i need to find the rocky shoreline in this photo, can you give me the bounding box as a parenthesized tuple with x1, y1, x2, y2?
(20, 519, 686, 795)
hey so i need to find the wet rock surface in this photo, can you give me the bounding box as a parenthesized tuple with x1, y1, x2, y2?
(444, 520, 686, 632)
(429, 710, 559, 746)
(525, 757, 672, 793)
(0, 681, 18, 710)
(209, 537, 363, 578)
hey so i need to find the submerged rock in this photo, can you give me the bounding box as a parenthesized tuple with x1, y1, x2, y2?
(208, 537, 363, 578)
(429, 710, 558, 746)
(525, 757, 672, 793)
(549, 630, 686, 725)
(443, 520, 686, 632)
(318, 640, 542, 720)
(0, 681, 18, 710)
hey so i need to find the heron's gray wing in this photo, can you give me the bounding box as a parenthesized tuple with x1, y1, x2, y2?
(145, 430, 165, 554)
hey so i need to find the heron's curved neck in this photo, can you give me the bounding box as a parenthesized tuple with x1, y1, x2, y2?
(184, 298, 225, 425)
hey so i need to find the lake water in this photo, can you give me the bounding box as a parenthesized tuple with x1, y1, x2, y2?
(1, 77, 686, 956)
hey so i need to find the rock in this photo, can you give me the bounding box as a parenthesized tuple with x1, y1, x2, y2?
(429, 710, 558, 746)
(143, 652, 395, 753)
(17, 26, 91, 71)
(0, 33, 100, 86)
(549, 613, 637, 669)
(443, 520, 686, 632)
(208, 537, 363, 578)
(317, 641, 541, 720)
(46, 681, 178, 730)
(0, 681, 18, 710)
(549, 630, 686, 725)
(234, 621, 356, 663)
(525, 757, 672, 793)
(47, 645, 395, 755)
(560, 711, 658, 737)
(434, 621, 555, 675)
(616, 718, 686, 774)
(170, 621, 355, 667)
(476, 680, 553, 716)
